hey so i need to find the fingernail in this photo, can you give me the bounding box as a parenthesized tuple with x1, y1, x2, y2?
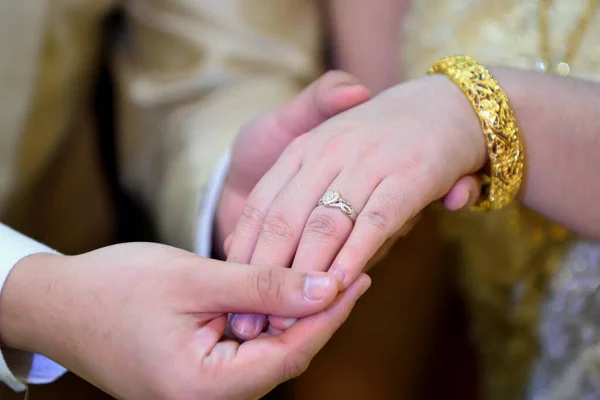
(303, 275, 332, 301)
(279, 318, 297, 329)
(333, 83, 362, 96)
(337, 81, 360, 88)
(230, 314, 262, 336)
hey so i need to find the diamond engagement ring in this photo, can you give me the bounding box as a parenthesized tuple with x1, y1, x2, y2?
(317, 190, 354, 219)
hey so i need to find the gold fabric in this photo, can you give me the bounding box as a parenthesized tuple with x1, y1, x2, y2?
(0, 0, 322, 252)
(0, 0, 117, 253)
(403, 0, 600, 398)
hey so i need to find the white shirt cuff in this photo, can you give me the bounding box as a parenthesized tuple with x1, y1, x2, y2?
(194, 150, 231, 258)
(0, 223, 67, 391)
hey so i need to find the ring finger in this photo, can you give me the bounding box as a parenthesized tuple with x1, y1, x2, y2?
(229, 161, 340, 340)
(290, 167, 383, 275)
(248, 164, 341, 267)
(268, 168, 381, 330)
(226, 140, 303, 264)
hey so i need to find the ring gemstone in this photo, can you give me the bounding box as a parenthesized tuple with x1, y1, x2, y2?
(321, 190, 340, 205)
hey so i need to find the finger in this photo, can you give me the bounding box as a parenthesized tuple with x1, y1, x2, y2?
(226, 142, 302, 264)
(224, 274, 371, 396)
(204, 340, 240, 364)
(269, 168, 381, 330)
(234, 72, 372, 195)
(196, 315, 229, 358)
(442, 174, 482, 211)
(231, 166, 339, 339)
(330, 175, 422, 288)
(227, 72, 371, 265)
(226, 73, 370, 339)
(226, 74, 370, 340)
(249, 166, 341, 268)
(197, 262, 342, 317)
(291, 168, 382, 273)
(458, 174, 483, 209)
(269, 70, 371, 140)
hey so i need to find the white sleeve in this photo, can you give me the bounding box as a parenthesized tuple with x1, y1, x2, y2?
(0, 223, 67, 392)
(194, 151, 231, 258)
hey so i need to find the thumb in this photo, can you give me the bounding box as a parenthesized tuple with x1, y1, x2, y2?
(271, 70, 371, 138)
(226, 71, 371, 193)
(442, 174, 483, 211)
(222, 273, 372, 398)
(198, 261, 342, 317)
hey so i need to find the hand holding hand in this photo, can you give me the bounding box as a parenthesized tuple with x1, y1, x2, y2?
(226, 75, 486, 335)
(0, 243, 370, 399)
(214, 71, 372, 257)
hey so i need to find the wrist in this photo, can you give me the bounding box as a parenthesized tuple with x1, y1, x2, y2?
(0, 253, 68, 354)
(429, 74, 488, 173)
(386, 75, 488, 175)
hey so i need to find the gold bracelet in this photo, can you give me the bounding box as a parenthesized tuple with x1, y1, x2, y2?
(428, 55, 524, 211)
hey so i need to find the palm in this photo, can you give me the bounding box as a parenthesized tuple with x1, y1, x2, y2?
(194, 287, 360, 399)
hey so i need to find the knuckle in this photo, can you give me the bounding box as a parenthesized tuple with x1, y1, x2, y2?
(251, 268, 285, 307)
(397, 154, 423, 175)
(381, 189, 410, 213)
(303, 214, 341, 240)
(261, 212, 297, 245)
(321, 70, 358, 88)
(320, 134, 345, 156)
(356, 144, 380, 163)
(284, 135, 307, 158)
(360, 191, 407, 233)
(360, 209, 390, 232)
(239, 204, 266, 232)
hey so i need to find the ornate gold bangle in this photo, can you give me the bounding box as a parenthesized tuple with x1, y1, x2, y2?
(428, 55, 524, 211)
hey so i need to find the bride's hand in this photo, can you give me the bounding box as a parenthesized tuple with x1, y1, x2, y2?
(226, 75, 487, 338)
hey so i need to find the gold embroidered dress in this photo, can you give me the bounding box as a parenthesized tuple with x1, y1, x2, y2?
(402, 1, 600, 398)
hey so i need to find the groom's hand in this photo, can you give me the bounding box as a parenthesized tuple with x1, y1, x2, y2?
(1, 243, 370, 399)
(214, 72, 372, 258)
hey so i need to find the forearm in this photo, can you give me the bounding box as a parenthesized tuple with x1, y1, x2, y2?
(492, 68, 600, 238)
(326, 0, 408, 93)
